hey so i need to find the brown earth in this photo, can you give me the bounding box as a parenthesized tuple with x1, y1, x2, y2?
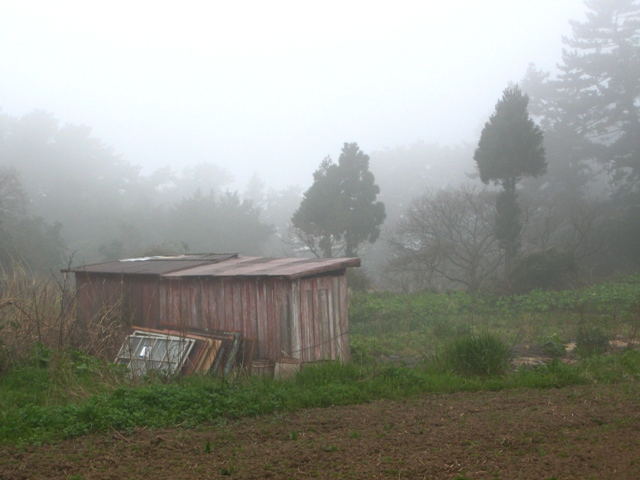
(1, 383, 639, 480)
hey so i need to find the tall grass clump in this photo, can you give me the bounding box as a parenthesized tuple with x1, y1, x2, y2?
(0, 261, 132, 374)
(0, 262, 75, 373)
(431, 332, 513, 377)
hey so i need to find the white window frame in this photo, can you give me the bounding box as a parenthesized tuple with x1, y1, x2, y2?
(115, 331, 196, 377)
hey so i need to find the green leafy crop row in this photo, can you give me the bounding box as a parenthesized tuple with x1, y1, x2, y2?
(350, 275, 640, 325)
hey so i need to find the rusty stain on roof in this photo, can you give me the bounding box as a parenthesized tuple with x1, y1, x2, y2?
(66, 254, 360, 279)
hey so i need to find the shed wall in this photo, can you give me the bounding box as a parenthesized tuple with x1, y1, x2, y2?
(155, 275, 349, 362)
(75, 273, 160, 328)
(75, 272, 350, 364)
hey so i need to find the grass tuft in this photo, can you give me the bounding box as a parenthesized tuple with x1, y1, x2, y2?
(431, 332, 513, 377)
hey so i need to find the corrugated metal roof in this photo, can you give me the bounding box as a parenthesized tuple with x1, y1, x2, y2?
(66, 253, 238, 275)
(66, 254, 360, 279)
(165, 256, 361, 279)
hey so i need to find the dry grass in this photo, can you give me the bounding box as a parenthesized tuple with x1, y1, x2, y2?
(0, 262, 130, 372)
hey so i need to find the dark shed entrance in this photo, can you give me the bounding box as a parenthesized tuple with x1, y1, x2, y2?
(68, 254, 360, 363)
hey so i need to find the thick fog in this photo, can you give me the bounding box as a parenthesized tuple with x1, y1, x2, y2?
(6, 0, 637, 291)
(1, 1, 585, 190)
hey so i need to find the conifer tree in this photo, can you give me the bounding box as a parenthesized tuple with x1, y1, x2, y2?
(292, 143, 385, 258)
(474, 86, 546, 274)
(558, 0, 640, 196)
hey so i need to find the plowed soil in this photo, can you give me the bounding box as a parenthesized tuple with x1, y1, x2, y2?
(2, 383, 639, 479)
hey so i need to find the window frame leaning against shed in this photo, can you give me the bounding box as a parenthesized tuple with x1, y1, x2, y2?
(115, 331, 196, 377)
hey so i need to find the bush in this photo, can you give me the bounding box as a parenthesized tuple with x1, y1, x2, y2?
(539, 333, 567, 358)
(347, 269, 372, 293)
(576, 327, 609, 357)
(431, 333, 513, 377)
(510, 248, 577, 293)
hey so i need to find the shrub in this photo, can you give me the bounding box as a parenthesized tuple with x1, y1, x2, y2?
(432, 333, 513, 377)
(576, 327, 609, 357)
(539, 333, 567, 358)
(509, 248, 577, 293)
(347, 269, 372, 293)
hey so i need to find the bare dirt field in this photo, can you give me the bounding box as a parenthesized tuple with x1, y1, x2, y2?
(1, 382, 639, 480)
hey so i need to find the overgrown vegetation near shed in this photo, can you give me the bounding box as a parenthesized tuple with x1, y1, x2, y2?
(1, 264, 640, 448)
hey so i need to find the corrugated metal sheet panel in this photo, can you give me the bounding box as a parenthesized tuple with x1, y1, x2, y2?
(163, 256, 361, 279)
(65, 254, 358, 279)
(65, 253, 238, 276)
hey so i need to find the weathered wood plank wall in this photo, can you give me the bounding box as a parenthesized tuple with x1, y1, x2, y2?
(75, 272, 350, 364)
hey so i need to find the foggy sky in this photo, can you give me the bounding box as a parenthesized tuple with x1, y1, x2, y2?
(0, 1, 587, 191)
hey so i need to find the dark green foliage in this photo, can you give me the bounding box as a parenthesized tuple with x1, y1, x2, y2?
(495, 189, 522, 264)
(432, 333, 513, 377)
(474, 86, 546, 274)
(539, 333, 567, 358)
(576, 350, 640, 384)
(0, 362, 411, 444)
(0, 166, 67, 272)
(474, 86, 546, 188)
(576, 327, 610, 357)
(520, 64, 599, 202)
(510, 249, 577, 293)
(292, 143, 385, 257)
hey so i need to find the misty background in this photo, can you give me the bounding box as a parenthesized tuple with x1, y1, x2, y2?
(1, 1, 585, 188)
(1, 0, 638, 292)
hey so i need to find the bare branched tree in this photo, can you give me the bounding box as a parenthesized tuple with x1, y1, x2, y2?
(283, 224, 346, 259)
(522, 193, 610, 271)
(384, 185, 502, 292)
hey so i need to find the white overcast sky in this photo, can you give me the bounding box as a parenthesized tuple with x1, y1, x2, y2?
(0, 1, 587, 190)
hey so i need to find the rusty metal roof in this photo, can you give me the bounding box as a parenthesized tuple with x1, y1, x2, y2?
(66, 253, 238, 276)
(165, 256, 361, 279)
(66, 254, 360, 279)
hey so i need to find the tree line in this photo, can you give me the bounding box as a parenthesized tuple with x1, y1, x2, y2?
(385, 0, 640, 292)
(1, 0, 638, 295)
(0, 111, 280, 271)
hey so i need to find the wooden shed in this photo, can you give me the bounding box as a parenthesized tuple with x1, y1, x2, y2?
(67, 254, 360, 364)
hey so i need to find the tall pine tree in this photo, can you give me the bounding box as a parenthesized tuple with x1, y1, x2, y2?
(558, 0, 640, 197)
(474, 86, 546, 274)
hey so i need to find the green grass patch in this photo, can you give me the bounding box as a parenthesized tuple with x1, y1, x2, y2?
(349, 274, 640, 360)
(3, 352, 640, 446)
